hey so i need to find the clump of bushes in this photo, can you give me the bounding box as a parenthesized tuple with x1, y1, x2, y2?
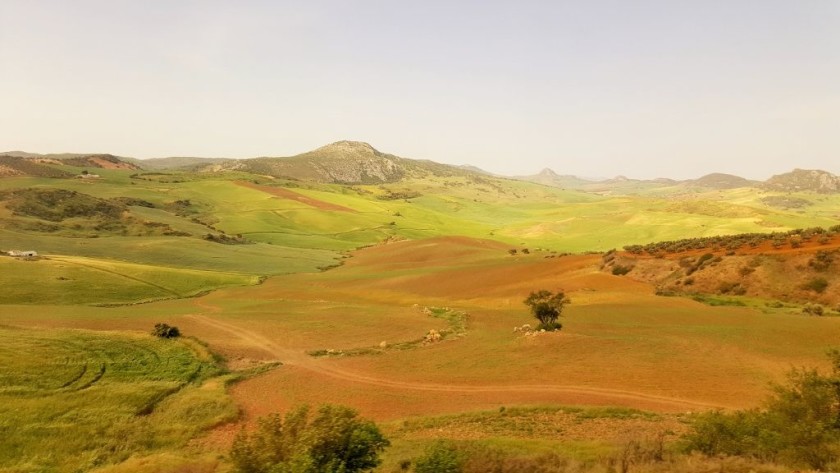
(685, 349, 840, 470)
(2, 188, 124, 222)
(151, 323, 180, 339)
(717, 281, 746, 296)
(801, 277, 829, 294)
(809, 250, 835, 272)
(624, 227, 836, 256)
(230, 404, 389, 473)
(204, 233, 248, 245)
(803, 304, 825, 316)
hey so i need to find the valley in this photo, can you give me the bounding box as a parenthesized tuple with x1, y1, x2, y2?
(2, 143, 840, 472)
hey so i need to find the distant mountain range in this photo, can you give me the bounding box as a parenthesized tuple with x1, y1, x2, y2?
(2, 142, 838, 194)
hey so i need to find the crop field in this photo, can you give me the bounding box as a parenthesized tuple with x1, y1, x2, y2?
(0, 255, 260, 305)
(0, 326, 237, 472)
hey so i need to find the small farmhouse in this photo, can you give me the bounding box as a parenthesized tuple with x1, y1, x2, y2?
(7, 250, 38, 257)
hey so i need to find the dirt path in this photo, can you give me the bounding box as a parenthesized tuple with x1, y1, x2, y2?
(186, 300, 722, 412)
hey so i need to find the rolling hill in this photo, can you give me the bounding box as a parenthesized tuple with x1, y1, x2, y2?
(762, 168, 840, 193)
(3, 141, 840, 472)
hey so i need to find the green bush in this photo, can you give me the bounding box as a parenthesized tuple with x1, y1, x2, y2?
(151, 323, 180, 339)
(684, 350, 840, 470)
(801, 277, 829, 293)
(230, 404, 389, 473)
(414, 440, 463, 473)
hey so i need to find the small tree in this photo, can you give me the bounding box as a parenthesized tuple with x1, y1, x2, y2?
(523, 290, 570, 331)
(151, 323, 180, 339)
(231, 404, 389, 473)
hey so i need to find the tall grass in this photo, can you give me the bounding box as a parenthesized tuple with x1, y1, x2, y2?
(0, 326, 238, 472)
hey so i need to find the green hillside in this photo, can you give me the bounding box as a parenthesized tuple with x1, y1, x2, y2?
(2, 159, 840, 305)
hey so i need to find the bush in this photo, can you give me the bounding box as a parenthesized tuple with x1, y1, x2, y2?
(151, 323, 180, 339)
(803, 304, 825, 316)
(611, 265, 633, 276)
(809, 250, 834, 271)
(230, 404, 389, 473)
(414, 440, 463, 473)
(684, 350, 840, 470)
(801, 277, 829, 293)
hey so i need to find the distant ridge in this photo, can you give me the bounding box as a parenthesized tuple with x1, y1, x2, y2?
(762, 169, 840, 194)
(3, 146, 837, 196)
(687, 173, 753, 190)
(514, 168, 596, 189)
(190, 140, 481, 184)
(0, 152, 139, 177)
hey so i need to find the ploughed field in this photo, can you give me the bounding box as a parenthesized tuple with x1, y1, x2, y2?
(7, 238, 840, 424)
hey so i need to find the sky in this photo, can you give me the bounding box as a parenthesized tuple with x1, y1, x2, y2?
(1, 1, 838, 180)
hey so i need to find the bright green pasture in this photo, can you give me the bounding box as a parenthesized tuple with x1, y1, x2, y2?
(3, 172, 840, 307)
(4, 173, 839, 256)
(0, 326, 237, 473)
(0, 256, 260, 305)
(0, 229, 337, 274)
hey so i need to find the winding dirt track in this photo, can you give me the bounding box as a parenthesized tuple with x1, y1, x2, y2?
(185, 301, 722, 412)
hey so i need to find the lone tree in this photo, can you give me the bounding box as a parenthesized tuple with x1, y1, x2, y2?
(524, 290, 570, 330)
(151, 323, 180, 339)
(231, 404, 389, 473)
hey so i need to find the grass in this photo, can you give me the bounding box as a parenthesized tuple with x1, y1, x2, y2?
(377, 405, 682, 472)
(0, 255, 260, 305)
(0, 326, 238, 473)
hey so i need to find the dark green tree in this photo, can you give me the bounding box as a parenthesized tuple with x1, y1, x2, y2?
(151, 323, 180, 339)
(523, 290, 570, 330)
(230, 404, 389, 473)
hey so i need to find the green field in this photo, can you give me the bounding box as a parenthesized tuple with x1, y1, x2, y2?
(0, 326, 237, 473)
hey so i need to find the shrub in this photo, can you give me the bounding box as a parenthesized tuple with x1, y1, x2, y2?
(414, 440, 463, 473)
(151, 323, 180, 339)
(801, 277, 829, 293)
(230, 404, 389, 473)
(611, 265, 633, 276)
(718, 282, 745, 295)
(803, 304, 825, 316)
(523, 290, 569, 331)
(809, 250, 834, 272)
(684, 350, 840, 470)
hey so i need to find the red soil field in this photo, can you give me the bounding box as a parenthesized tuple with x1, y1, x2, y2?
(236, 181, 357, 212)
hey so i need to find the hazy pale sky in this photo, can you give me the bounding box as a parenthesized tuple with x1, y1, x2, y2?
(1, 1, 838, 179)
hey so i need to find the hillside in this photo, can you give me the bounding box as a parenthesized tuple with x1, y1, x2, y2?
(604, 229, 840, 309)
(762, 168, 840, 193)
(514, 168, 596, 189)
(192, 141, 479, 184)
(123, 156, 234, 171)
(686, 172, 753, 189)
(0, 152, 139, 176)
